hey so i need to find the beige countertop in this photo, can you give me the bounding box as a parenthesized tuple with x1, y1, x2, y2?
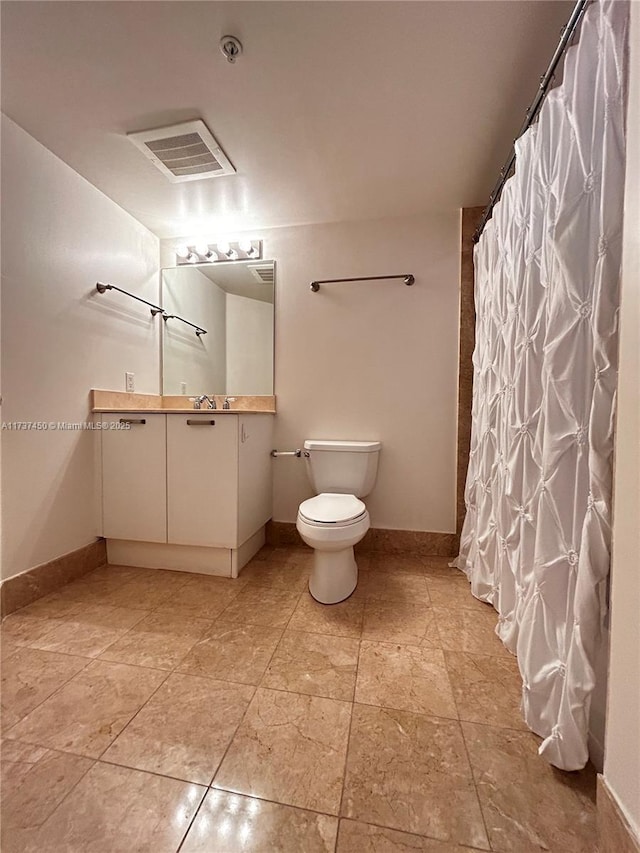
(95, 408, 275, 414)
(91, 390, 276, 414)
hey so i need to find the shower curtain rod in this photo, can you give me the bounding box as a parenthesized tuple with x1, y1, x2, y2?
(473, 0, 589, 244)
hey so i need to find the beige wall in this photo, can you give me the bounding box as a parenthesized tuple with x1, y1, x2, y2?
(162, 211, 461, 533)
(603, 2, 640, 838)
(0, 116, 159, 580)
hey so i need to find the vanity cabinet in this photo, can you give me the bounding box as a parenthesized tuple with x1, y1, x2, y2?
(101, 414, 167, 543)
(99, 412, 274, 576)
(167, 414, 239, 547)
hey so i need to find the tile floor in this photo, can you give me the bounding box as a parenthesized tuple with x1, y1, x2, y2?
(1, 546, 597, 852)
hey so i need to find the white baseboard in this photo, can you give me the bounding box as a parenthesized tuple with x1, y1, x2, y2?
(106, 528, 266, 577)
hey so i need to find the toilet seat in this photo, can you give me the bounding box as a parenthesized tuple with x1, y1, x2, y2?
(299, 493, 366, 526)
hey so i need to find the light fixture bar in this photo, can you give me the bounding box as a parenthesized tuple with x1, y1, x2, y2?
(175, 239, 263, 265)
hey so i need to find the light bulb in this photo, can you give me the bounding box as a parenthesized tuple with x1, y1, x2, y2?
(238, 239, 253, 253)
(187, 252, 198, 263)
(217, 241, 231, 256)
(194, 242, 210, 257)
(176, 244, 190, 259)
(207, 250, 220, 262)
(227, 249, 238, 260)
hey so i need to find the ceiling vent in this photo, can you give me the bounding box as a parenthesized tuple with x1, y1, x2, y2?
(249, 264, 275, 285)
(127, 119, 235, 183)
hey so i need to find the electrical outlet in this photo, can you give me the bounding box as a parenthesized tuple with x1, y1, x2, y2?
(180, 382, 187, 395)
(125, 372, 135, 393)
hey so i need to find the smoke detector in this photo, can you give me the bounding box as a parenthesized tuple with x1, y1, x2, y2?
(127, 119, 235, 183)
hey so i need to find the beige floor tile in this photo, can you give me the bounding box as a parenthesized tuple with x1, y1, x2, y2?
(99, 611, 212, 670)
(181, 789, 338, 852)
(9, 603, 148, 659)
(59, 567, 189, 609)
(5, 593, 90, 621)
(337, 819, 483, 851)
(425, 576, 491, 612)
(343, 704, 489, 849)
(214, 687, 352, 814)
(106, 570, 193, 609)
(1, 647, 88, 732)
(103, 673, 253, 784)
(267, 547, 314, 567)
(48, 566, 144, 604)
(444, 651, 528, 730)
(22, 761, 205, 853)
(421, 557, 463, 578)
(178, 622, 283, 684)
(362, 599, 441, 646)
(152, 573, 246, 619)
(1, 739, 49, 790)
(462, 722, 597, 852)
(288, 592, 365, 639)
(1, 603, 78, 650)
(364, 553, 433, 576)
(250, 544, 276, 560)
(5, 659, 166, 757)
(240, 559, 310, 590)
(53, 565, 183, 608)
(361, 571, 430, 604)
(355, 642, 457, 718)
(262, 630, 359, 700)
(434, 608, 509, 656)
(219, 586, 301, 628)
(0, 749, 94, 853)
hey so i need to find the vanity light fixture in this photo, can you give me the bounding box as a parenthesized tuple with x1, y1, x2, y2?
(239, 238, 259, 259)
(174, 240, 263, 266)
(217, 241, 238, 260)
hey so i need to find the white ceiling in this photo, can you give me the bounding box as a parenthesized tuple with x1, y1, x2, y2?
(1, 1, 573, 239)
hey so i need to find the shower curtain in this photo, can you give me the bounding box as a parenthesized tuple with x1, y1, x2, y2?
(455, 0, 628, 771)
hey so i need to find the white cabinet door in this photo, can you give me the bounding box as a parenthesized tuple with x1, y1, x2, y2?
(238, 415, 274, 545)
(167, 414, 239, 547)
(101, 414, 167, 543)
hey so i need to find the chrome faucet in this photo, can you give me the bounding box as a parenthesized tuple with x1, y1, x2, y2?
(223, 397, 231, 410)
(193, 395, 216, 410)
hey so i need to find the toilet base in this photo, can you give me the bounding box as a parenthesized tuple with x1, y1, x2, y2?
(308, 546, 358, 604)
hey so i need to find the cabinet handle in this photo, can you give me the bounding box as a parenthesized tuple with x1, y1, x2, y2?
(119, 418, 146, 425)
(186, 419, 216, 426)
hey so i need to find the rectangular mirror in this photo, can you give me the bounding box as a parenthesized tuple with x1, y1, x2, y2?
(161, 261, 275, 396)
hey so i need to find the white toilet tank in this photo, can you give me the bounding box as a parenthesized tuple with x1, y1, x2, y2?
(303, 440, 381, 497)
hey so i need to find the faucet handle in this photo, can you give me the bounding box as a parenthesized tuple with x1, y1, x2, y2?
(223, 396, 236, 410)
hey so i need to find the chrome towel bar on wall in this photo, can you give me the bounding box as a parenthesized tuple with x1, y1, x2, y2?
(95, 282, 207, 337)
(309, 274, 415, 292)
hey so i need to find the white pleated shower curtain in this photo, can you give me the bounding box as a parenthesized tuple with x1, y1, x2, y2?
(455, 0, 628, 770)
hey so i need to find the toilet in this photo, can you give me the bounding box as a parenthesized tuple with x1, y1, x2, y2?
(296, 439, 381, 604)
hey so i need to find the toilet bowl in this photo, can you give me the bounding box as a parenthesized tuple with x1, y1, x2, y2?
(296, 440, 381, 604)
(297, 493, 370, 603)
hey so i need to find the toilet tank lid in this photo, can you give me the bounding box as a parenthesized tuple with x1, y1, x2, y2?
(303, 440, 381, 453)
